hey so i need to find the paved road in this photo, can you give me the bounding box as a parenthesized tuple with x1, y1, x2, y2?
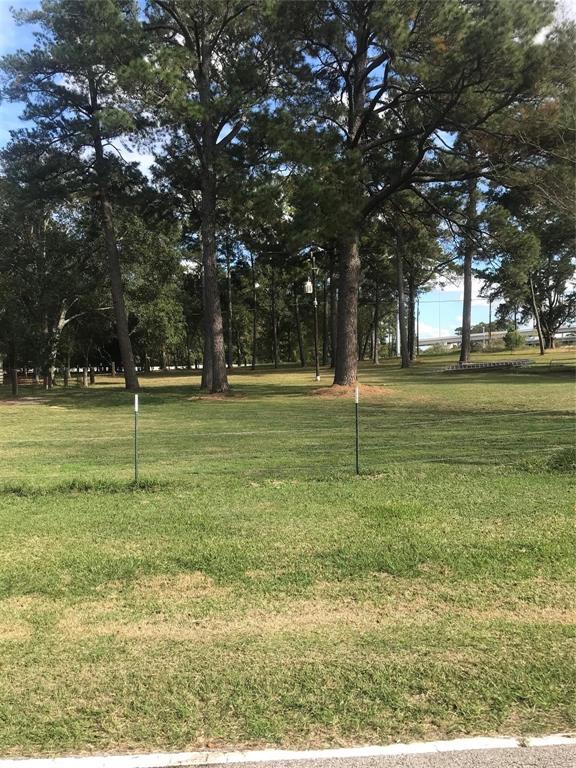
(223, 748, 576, 768)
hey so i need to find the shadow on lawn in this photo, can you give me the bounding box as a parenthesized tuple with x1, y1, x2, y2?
(1, 357, 573, 411)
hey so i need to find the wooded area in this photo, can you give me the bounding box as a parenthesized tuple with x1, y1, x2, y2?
(1, 0, 574, 393)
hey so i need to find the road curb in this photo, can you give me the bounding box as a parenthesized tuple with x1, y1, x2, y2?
(1, 734, 575, 768)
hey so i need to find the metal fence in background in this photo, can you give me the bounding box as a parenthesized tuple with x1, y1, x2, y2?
(0, 387, 573, 486)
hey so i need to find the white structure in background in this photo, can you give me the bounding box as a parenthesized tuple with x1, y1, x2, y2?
(418, 325, 576, 348)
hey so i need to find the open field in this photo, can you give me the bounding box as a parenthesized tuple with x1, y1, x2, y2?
(0, 349, 574, 756)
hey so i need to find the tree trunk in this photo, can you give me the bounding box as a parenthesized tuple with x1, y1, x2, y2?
(329, 251, 337, 368)
(88, 77, 139, 392)
(396, 240, 410, 369)
(97, 203, 138, 389)
(9, 341, 18, 397)
(407, 278, 416, 362)
(361, 325, 372, 360)
(529, 276, 546, 356)
(63, 352, 70, 387)
(235, 328, 243, 368)
(415, 296, 420, 356)
(251, 254, 257, 370)
(332, 16, 369, 385)
(226, 247, 233, 369)
(294, 295, 306, 368)
(322, 278, 328, 366)
(271, 265, 279, 368)
(200, 171, 228, 392)
(195, 56, 228, 393)
(459, 177, 478, 365)
(89, 366, 96, 385)
(333, 234, 361, 385)
(82, 367, 88, 387)
(200, 315, 213, 390)
(10, 368, 18, 397)
(372, 286, 380, 364)
(368, 317, 374, 360)
(286, 325, 293, 362)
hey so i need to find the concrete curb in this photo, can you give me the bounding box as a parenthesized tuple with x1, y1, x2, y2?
(1, 735, 575, 768)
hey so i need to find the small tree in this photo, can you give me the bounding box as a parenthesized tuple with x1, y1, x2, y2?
(503, 329, 524, 351)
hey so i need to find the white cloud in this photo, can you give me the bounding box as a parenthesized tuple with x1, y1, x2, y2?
(557, 0, 576, 22)
(417, 321, 453, 340)
(117, 144, 156, 176)
(437, 275, 491, 307)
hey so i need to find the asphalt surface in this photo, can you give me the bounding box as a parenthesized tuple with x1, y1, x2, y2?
(221, 748, 576, 768)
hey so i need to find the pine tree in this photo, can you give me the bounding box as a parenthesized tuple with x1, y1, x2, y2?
(143, 0, 277, 392)
(277, 0, 557, 384)
(1, 0, 146, 391)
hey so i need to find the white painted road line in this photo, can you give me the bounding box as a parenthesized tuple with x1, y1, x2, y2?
(1, 734, 576, 768)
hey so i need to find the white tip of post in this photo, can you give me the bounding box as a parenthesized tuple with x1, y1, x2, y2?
(355, 385, 359, 404)
(134, 393, 139, 413)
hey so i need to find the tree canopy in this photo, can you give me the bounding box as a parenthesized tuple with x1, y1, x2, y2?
(1, 0, 574, 389)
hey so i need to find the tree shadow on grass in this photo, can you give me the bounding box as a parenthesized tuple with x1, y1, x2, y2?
(1, 359, 573, 411)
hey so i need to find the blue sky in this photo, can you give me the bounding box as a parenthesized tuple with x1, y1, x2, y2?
(3, 0, 572, 337)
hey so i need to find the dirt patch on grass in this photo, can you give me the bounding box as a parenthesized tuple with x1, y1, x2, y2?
(0, 595, 42, 641)
(188, 391, 246, 402)
(7, 573, 576, 643)
(132, 572, 230, 600)
(0, 397, 45, 406)
(312, 383, 394, 399)
(0, 621, 32, 641)
(55, 588, 576, 642)
(59, 598, 422, 640)
(468, 606, 576, 625)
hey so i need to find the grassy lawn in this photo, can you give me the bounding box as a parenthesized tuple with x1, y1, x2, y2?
(0, 348, 574, 756)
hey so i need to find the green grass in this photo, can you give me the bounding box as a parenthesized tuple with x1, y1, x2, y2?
(0, 348, 574, 755)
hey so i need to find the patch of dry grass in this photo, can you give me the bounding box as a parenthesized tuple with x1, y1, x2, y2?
(4, 573, 574, 645)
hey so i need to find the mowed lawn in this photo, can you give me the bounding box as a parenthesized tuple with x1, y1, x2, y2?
(0, 349, 574, 756)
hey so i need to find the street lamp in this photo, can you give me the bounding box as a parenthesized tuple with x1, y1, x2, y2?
(305, 249, 321, 381)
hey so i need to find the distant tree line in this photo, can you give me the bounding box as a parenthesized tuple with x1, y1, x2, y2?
(0, 0, 574, 394)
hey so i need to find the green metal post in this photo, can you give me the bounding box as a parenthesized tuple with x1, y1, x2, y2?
(134, 394, 139, 484)
(355, 385, 360, 475)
